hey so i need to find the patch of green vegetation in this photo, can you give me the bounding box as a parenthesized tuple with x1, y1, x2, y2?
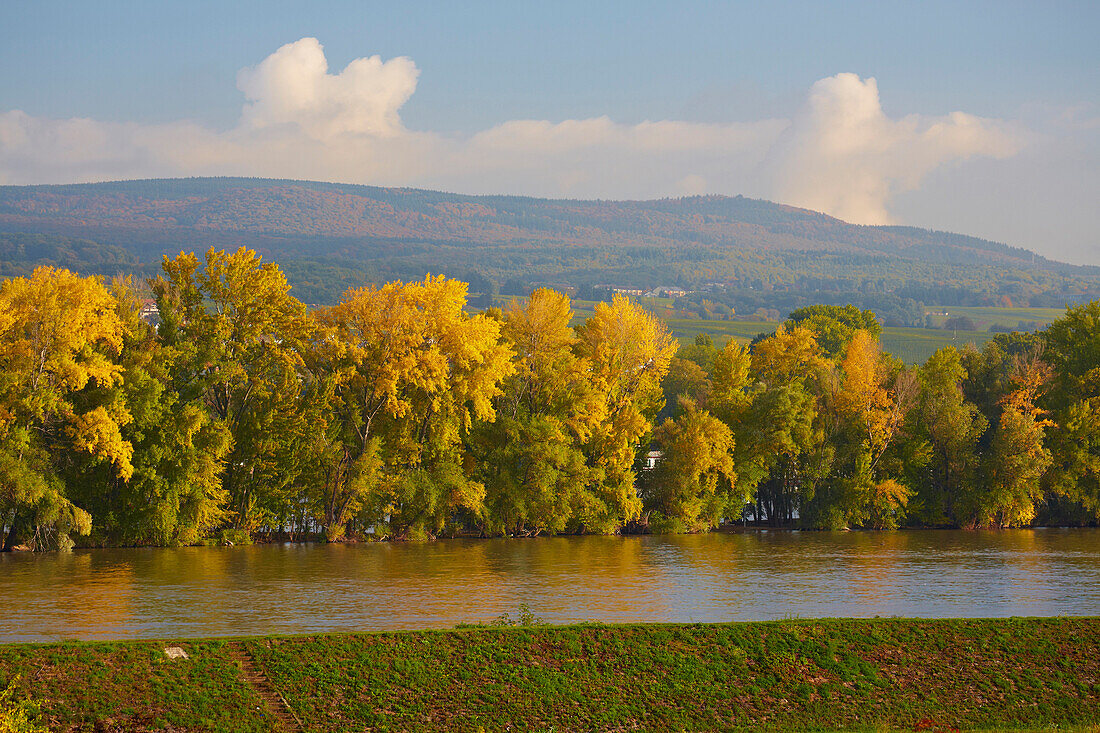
(0, 640, 275, 732)
(7, 618, 1093, 731)
(246, 617, 1100, 732)
(0, 675, 47, 732)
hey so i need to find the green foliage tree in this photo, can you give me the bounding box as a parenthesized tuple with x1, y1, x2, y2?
(910, 348, 988, 525)
(65, 280, 231, 546)
(658, 357, 711, 422)
(472, 289, 600, 536)
(676, 333, 718, 373)
(786, 305, 882, 358)
(1042, 301, 1100, 520)
(154, 248, 313, 533)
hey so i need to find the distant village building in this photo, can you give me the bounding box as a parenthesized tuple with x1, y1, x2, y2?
(611, 286, 693, 298)
(139, 299, 160, 326)
(644, 450, 662, 470)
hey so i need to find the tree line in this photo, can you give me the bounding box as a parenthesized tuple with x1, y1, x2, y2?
(2, 249, 1099, 550)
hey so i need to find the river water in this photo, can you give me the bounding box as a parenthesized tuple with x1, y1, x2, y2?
(2, 529, 1099, 642)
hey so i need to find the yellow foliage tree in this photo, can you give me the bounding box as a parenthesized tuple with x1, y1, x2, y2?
(751, 324, 828, 387)
(309, 275, 514, 539)
(574, 294, 676, 531)
(0, 267, 130, 550)
(155, 248, 311, 532)
(646, 397, 736, 531)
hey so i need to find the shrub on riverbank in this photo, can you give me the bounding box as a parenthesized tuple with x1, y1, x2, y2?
(2, 617, 1099, 731)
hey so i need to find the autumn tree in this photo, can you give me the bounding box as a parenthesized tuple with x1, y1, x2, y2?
(308, 276, 513, 540)
(154, 248, 312, 533)
(574, 295, 676, 532)
(643, 397, 736, 532)
(952, 337, 1055, 527)
(0, 268, 129, 550)
(471, 289, 602, 536)
(65, 279, 231, 546)
(809, 330, 919, 529)
(706, 340, 770, 510)
(738, 325, 829, 526)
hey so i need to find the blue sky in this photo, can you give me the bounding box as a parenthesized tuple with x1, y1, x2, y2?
(1, 1, 1097, 263)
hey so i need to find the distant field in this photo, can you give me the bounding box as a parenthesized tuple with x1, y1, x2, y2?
(880, 326, 996, 364)
(663, 318, 774, 344)
(633, 304, 1058, 363)
(663, 319, 995, 365)
(924, 305, 1066, 329)
(484, 298, 1054, 365)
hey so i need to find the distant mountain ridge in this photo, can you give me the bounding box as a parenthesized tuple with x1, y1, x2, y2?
(0, 177, 1096, 308)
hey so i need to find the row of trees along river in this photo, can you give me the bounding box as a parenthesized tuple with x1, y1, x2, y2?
(2, 247, 1100, 551)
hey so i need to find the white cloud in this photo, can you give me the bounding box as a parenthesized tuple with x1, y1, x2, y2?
(236, 37, 418, 138)
(0, 41, 1023, 229)
(764, 73, 1022, 224)
(441, 116, 785, 198)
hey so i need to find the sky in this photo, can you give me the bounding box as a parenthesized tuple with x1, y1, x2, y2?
(1, 1, 1097, 264)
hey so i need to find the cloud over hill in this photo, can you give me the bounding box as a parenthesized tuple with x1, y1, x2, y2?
(0, 38, 1021, 228)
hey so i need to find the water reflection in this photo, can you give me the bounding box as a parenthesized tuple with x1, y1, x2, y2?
(1, 529, 1099, 642)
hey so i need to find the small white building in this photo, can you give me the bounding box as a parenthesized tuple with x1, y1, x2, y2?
(139, 300, 160, 325)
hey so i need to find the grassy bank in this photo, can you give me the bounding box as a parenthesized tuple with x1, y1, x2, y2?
(2, 618, 1099, 732)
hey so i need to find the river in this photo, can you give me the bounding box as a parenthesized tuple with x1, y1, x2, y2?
(2, 529, 1099, 642)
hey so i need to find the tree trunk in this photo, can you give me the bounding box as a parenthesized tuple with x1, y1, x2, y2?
(2, 511, 22, 552)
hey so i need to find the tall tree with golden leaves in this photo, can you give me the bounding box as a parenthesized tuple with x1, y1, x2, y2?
(308, 275, 514, 540)
(0, 267, 129, 550)
(154, 248, 313, 533)
(472, 289, 602, 535)
(643, 397, 736, 532)
(574, 294, 676, 532)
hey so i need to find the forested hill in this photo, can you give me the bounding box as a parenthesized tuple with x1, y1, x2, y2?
(1, 177, 1097, 308)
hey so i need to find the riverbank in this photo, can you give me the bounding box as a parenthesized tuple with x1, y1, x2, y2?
(2, 618, 1098, 732)
(15, 520, 1082, 553)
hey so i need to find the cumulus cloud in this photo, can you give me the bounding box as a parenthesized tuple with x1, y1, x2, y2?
(0, 40, 1024, 226)
(236, 37, 418, 138)
(764, 73, 1022, 224)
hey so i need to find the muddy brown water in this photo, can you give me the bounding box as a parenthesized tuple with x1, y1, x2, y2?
(3, 529, 1099, 642)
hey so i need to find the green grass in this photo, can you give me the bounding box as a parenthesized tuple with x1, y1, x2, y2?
(3, 618, 1099, 731)
(0, 640, 275, 732)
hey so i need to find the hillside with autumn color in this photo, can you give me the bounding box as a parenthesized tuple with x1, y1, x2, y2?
(1, 177, 1097, 309)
